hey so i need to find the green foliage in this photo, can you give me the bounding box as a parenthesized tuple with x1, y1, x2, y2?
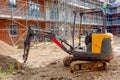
(0, 67, 1, 72)
(8, 65, 15, 73)
(0, 65, 15, 77)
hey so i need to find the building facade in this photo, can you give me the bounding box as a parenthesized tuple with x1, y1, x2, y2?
(0, 0, 117, 45)
(0, 0, 45, 45)
(110, 1, 120, 36)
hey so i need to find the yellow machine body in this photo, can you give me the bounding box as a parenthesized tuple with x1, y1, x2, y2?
(92, 33, 113, 54)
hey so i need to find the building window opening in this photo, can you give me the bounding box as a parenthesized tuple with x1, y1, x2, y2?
(8, 0, 16, 8)
(9, 24, 18, 37)
(50, 7, 59, 20)
(54, 26, 59, 37)
(117, 28, 120, 34)
(28, 1, 40, 18)
(30, 26, 40, 41)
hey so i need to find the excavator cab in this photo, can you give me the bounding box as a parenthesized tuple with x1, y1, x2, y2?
(23, 8, 114, 73)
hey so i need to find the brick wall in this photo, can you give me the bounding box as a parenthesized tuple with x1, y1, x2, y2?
(0, 0, 45, 45)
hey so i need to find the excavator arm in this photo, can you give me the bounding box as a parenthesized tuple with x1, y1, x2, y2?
(23, 27, 73, 62)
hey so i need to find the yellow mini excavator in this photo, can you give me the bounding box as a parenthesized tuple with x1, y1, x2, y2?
(23, 8, 114, 73)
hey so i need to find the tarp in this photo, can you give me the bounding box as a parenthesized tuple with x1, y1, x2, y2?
(111, 0, 120, 7)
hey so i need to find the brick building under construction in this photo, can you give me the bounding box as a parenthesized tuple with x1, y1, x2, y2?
(0, 0, 119, 45)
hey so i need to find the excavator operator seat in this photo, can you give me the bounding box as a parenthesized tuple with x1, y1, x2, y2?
(85, 32, 92, 52)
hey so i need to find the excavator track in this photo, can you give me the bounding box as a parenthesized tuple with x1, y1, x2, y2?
(70, 60, 107, 73)
(63, 56, 75, 66)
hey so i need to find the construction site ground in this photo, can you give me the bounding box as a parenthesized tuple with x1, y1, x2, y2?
(0, 36, 120, 80)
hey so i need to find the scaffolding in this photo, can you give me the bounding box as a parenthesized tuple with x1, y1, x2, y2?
(111, 0, 120, 36)
(0, 0, 113, 46)
(0, 0, 46, 46)
(46, 0, 108, 39)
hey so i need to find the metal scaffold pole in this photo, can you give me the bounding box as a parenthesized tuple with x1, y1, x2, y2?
(10, 6, 15, 46)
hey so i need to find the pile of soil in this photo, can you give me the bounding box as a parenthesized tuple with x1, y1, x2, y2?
(0, 40, 18, 72)
(0, 40, 17, 55)
(0, 55, 17, 72)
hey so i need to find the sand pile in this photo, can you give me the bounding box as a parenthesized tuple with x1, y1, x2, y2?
(0, 40, 17, 55)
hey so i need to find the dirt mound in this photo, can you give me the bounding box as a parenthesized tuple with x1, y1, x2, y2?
(0, 55, 17, 72)
(0, 40, 17, 55)
(0, 41, 18, 72)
